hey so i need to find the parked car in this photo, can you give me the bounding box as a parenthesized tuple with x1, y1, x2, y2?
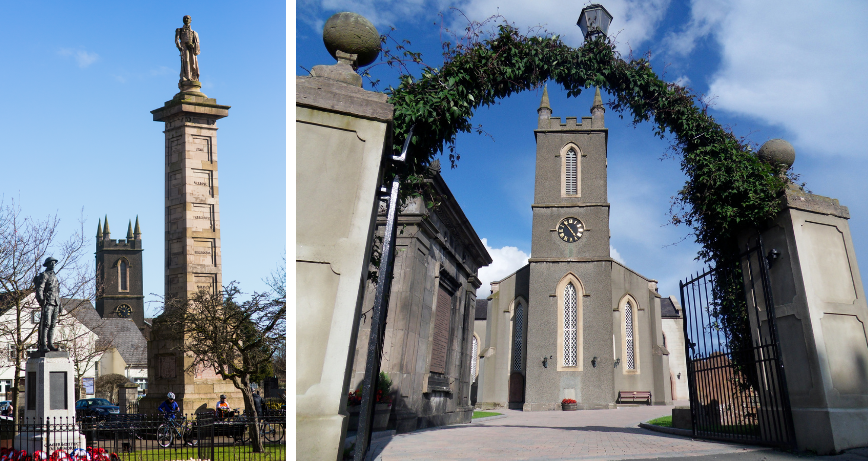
(75, 398, 120, 420)
(0, 401, 11, 420)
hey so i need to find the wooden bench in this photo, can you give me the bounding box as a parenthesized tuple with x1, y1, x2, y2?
(618, 391, 652, 405)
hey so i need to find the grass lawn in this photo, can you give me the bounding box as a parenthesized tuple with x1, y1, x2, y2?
(112, 444, 285, 461)
(645, 415, 672, 427)
(472, 411, 503, 419)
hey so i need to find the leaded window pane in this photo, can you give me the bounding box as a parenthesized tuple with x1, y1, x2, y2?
(470, 336, 479, 379)
(512, 304, 524, 371)
(626, 301, 635, 370)
(566, 150, 577, 195)
(564, 283, 577, 367)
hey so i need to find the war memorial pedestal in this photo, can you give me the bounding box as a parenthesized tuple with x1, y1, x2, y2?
(13, 351, 86, 453)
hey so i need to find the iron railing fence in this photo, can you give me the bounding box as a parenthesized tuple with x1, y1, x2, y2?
(679, 240, 795, 448)
(0, 411, 285, 461)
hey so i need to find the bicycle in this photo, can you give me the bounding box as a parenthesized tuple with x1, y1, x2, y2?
(156, 413, 196, 448)
(231, 411, 285, 444)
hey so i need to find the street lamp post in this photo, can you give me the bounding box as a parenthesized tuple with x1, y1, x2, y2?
(577, 4, 613, 40)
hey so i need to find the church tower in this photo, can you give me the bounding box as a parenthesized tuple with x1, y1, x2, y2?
(95, 215, 146, 332)
(524, 87, 615, 410)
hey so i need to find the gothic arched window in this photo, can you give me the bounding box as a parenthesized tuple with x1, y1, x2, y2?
(625, 301, 635, 370)
(119, 260, 129, 292)
(564, 284, 577, 366)
(565, 149, 577, 195)
(561, 144, 582, 197)
(512, 302, 524, 371)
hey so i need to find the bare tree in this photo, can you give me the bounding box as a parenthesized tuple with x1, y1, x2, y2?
(264, 256, 286, 386)
(0, 197, 94, 419)
(54, 304, 111, 400)
(158, 282, 285, 452)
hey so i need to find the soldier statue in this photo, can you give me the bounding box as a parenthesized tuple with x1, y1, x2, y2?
(175, 15, 200, 83)
(34, 257, 61, 353)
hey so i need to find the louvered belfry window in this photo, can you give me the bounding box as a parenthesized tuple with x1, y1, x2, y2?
(566, 149, 578, 195)
(470, 336, 479, 379)
(625, 301, 635, 370)
(564, 283, 578, 366)
(512, 303, 524, 371)
(119, 260, 128, 291)
(430, 285, 452, 374)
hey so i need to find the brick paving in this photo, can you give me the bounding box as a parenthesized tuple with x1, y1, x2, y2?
(367, 406, 789, 460)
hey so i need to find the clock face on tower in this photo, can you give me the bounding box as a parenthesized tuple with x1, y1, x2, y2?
(116, 304, 132, 319)
(557, 217, 584, 243)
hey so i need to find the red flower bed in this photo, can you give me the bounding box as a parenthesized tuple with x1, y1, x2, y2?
(561, 398, 577, 404)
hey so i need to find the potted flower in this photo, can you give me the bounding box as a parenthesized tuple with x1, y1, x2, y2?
(347, 389, 362, 429)
(561, 398, 578, 411)
(347, 372, 394, 431)
(373, 372, 393, 430)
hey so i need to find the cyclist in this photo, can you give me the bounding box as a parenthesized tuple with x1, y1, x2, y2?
(158, 392, 180, 419)
(215, 394, 231, 419)
(157, 392, 196, 446)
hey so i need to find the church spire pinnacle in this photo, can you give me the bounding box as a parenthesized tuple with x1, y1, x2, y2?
(591, 86, 605, 127)
(97, 219, 103, 239)
(134, 216, 141, 239)
(537, 85, 553, 129)
(103, 215, 110, 239)
(127, 220, 134, 240)
(539, 85, 551, 112)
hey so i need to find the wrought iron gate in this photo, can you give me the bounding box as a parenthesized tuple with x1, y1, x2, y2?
(679, 237, 795, 448)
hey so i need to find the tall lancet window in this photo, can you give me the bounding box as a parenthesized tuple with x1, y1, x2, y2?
(564, 283, 578, 366)
(625, 301, 635, 370)
(565, 149, 578, 195)
(512, 303, 524, 371)
(470, 335, 479, 380)
(119, 260, 128, 292)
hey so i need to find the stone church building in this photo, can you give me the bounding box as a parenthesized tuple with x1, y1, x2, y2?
(475, 88, 684, 410)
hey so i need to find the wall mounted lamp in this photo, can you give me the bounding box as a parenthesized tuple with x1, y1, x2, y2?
(677, 372, 681, 379)
(591, 356, 599, 368)
(542, 356, 548, 368)
(767, 248, 780, 267)
(613, 358, 621, 368)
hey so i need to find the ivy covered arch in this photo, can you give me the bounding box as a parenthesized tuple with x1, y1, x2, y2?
(386, 25, 788, 267)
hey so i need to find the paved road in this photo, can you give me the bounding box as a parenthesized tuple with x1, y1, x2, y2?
(368, 406, 868, 460)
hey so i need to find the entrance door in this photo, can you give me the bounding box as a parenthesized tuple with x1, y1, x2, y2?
(508, 372, 524, 408)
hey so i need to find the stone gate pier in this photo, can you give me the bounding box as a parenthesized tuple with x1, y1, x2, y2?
(741, 139, 868, 455)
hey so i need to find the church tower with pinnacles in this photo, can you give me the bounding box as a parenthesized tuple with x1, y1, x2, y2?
(475, 87, 681, 410)
(95, 216, 146, 333)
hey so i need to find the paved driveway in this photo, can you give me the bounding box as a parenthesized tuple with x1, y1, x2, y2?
(368, 406, 868, 460)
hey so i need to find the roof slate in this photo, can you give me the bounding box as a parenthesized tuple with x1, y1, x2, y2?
(475, 299, 488, 320)
(660, 297, 681, 318)
(63, 299, 147, 367)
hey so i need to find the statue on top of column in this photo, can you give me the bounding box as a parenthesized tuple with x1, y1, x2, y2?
(175, 15, 200, 83)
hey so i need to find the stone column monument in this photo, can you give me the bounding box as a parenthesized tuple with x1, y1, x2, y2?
(140, 15, 241, 415)
(741, 139, 868, 454)
(296, 12, 393, 461)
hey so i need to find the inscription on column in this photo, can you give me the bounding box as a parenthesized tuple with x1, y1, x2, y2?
(191, 169, 213, 199)
(194, 273, 217, 296)
(192, 204, 215, 231)
(191, 135, 213, 162)
(192, 239, 216, 266)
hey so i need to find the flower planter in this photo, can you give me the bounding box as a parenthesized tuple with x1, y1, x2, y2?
(348, 405, 361, 430)
(561, 403, 578, 411)
(373, 403, 392, 430)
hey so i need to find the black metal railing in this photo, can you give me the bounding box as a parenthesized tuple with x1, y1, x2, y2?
(679, 239, 795, 448)
(0, 411, 285, 461)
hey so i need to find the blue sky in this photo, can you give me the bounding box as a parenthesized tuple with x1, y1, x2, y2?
(295, 0, 868, 302)
(1, 2, 286, 317)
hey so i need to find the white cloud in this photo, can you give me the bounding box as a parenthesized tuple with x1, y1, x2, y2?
(610, 245, 625, 265)
(666, 0, 868, 157)
(58, 48, 99, 68)
(448, 0, 671, 51)
(476, 238, 529, 297)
